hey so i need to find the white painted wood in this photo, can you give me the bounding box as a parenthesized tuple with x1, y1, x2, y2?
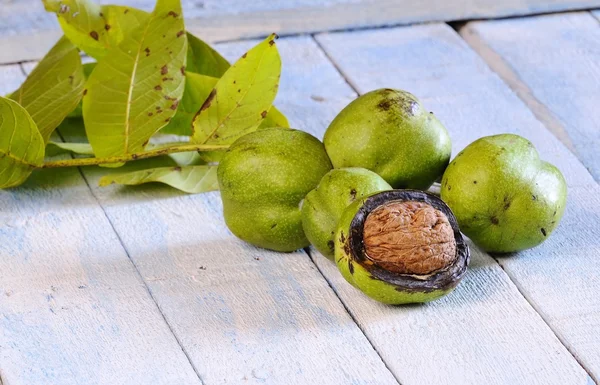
(54, 37, 400, 385)
(0, 70, 202, 385)
(2, 0, 600, 64)
(463, 13, 600, 182)
(0, 64, 26, 96)
(496, 185, 600, 382)
(316, 24, 599, 382)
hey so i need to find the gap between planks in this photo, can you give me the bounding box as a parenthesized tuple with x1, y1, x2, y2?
(3, 0, 600, 64)
(457, 22, 579, 156)
(444, 22, 597, 382)
(455, 14, 600, 381)
(454, 22, 597, 383)
(76, 167, 206, 384)
(17, 61, 207, 384)
(303, 246, 403, 385)
(312, 26, 596, 384)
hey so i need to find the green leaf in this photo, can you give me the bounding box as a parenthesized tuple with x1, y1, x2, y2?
(98, 164, 218, 193)
(162, 71, 288, 136)
(186, 32, 230, 78)
(166, 33, 289, 136)
(43, 1, 149, 59)
(0, 97, 45, 188)
(47, 141, 94, 156)
(10, 37, 84, 144)
(68, 62, 97, 118)
(168, 151, 204, 166)
(191, 34, 282, 145)
(55, 116, 88, 142)
(102, 6, 150, 48)
(259, 105, 289, 129)
(83, 0, 187, 160)
(43, 0, 107, 59)
(161, 72, 216, 136)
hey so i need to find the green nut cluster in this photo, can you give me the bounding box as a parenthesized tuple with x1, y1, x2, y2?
(217, 89, 567, 306)
(324, 88, 451, 190)
(218, 128, 332, 252)
(441, 134, 567, 253)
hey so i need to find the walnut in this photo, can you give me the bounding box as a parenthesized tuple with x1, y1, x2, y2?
(363, 201, 457, 275)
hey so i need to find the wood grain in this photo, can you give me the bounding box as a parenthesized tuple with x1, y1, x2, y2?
(462, 13, 600, 182)
(316, 24, 598, 383)
(2, 0, 600, 64)
(0, 69, 202, 385)
(51, 37, 400, 385)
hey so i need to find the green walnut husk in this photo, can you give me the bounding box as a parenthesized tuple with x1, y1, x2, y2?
(335, 190, 470, 305)
(324, 88, 451, 190)
(218, 128, 333, 252)
(302, 168, 392, 259)
(441, 134, 567, 253)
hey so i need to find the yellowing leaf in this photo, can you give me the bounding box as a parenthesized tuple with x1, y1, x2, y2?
(68, 62, 97, 118)
(44, 0, 107, 59)
(44, 1, 150, 60)
(0, 97, 45, 188)
(83, 0, 187, 159)
(98, 164, 218, 193)
(161, 72, 216, 136)
(186, 32, 230, 78)
(191, 34, 281, 145)
(163, 72, 288, 136)
(260, 105, 289, 129)
(102, 6, 149, 48)
(10, 37, 84, 144)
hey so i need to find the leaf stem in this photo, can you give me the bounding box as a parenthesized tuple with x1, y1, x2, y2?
(41, 143, 229, 168)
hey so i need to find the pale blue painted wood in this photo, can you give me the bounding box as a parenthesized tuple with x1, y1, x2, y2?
(0, 68, 202, 385)
(61, 37, 400, 385)
(467, 12, 600, 182)
(3, 0, 600, 64)
(316, 23, 600, 382)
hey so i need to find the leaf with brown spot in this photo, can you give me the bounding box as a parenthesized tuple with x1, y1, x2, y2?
(10, 37, 85, 143)
(162, 72, 288, 137)
(44, 1, 149, 59)
(191, 34, 281, 146)
(184, 32, 288, 129)
(83, 0, 187, 160)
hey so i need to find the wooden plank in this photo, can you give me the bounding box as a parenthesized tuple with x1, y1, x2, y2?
(48, 36, 401, 385)
(2, 0, 600, 64)
(0, 65, 26, 96)
(462, 13, 600, 182)
(0, 71, 202, 384)
(461, 13, 600, 379)
(315, 24, 597, 384)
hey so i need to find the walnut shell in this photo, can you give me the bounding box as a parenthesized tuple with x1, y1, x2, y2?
(335, 189, 470, 305)
(363, 201, 457, 275)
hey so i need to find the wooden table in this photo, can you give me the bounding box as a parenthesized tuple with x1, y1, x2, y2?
(1, 1, 599, 384)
